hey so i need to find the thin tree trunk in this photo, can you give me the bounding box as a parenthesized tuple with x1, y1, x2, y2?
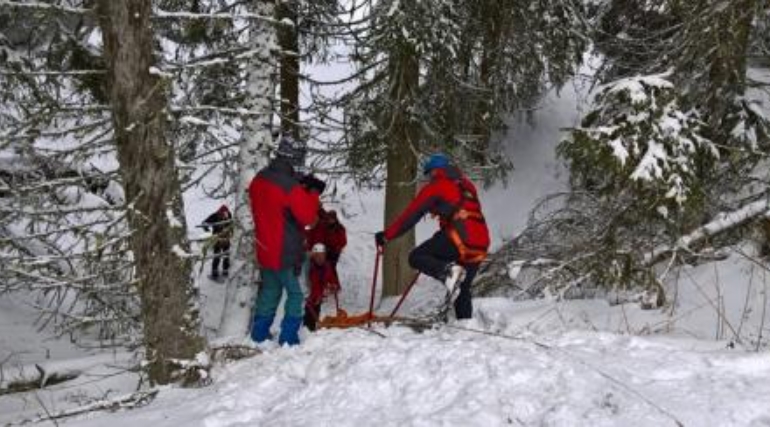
(472, 0, 503, 163)
(276, 1, 300, 139)
(684, 0, 757, 138)
(218, 0, 277, 339)
(383, 46, 419, 297)
(97, 0, 203, 384)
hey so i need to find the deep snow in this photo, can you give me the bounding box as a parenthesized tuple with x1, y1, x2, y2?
(4, 65, 770, 426)
(64, 302, 770, 427)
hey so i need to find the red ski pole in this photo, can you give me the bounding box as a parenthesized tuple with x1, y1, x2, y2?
(389, 272, 421, 318)
(368, 246, 383, 327)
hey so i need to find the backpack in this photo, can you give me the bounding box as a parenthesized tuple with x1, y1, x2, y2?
(446, 179, 490, 265)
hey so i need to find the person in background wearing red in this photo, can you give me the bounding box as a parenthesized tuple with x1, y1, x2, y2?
(303, 243, 341, 331)
(201, 204, 232, 280)
(249, 136, 326, 346)
(375, 153, 490, 320)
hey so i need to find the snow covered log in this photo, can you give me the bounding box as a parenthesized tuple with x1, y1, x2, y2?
(645, 198, 770, 266)
(0, 365, 80, 396)
(0, 353, 135, 396)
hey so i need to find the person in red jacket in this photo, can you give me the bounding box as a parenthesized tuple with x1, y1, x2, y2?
(375, 153, 490, 320)
(303, 243, 341, 331)
(249, 136, 325, 346)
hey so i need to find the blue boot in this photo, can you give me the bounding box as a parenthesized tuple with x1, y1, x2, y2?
(251, 315, 274, 343)
(278, 316, 303, 346)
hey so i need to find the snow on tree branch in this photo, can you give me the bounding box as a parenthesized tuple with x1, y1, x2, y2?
(561, 72, 718, 209)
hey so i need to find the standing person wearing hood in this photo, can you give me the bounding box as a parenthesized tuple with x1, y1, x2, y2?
(375, 153, 490, 320)
(202, 204, 233, 280)
(248, 136, 326, 346)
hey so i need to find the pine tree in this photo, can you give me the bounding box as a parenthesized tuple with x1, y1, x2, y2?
(340, 1, 465, 295)
(0, 1, 138, 340)
(96, 0, 204, 384)
(550, 0, 770, 303)
(218, 0, 278, 339)
(338, 0, 587, 295)
(425, 0, 587, 177)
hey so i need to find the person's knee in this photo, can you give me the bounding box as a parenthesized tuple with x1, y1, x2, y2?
(257, 273, 282, 304)
(408, 249, 422, 270)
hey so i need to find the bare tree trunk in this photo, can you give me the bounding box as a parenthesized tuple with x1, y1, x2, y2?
(97, 0, 204, 385)
(383, 46, 419, 297)
(276, 1, 300, 139)
(684, 0, 757, 138)
(218, 0, 277, 339)
(472, 0, 503, 163)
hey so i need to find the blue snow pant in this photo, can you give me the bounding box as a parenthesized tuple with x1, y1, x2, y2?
(251, 268, 305, 346)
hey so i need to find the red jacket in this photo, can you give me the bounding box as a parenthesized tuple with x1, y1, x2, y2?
(306, 210, 348, 261)
(250, 159, 320, 270)
(385, 166, 490, 261)
(324, 223, 347, 258)
(307, 262, 340, 306)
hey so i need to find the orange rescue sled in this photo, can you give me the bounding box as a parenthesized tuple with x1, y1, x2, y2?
(319, 248, 420, 329)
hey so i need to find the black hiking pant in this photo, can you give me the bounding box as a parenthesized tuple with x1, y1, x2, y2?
(211, 240, 230, 277)
(304, 302, 322, 331)
(408, 231, 478, 320)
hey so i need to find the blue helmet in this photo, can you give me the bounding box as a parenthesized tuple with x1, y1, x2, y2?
(422, 153, 450, 175)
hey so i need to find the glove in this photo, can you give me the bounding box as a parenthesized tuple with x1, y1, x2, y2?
(375, 231, 387, 247)
(300, 174, 327, 194)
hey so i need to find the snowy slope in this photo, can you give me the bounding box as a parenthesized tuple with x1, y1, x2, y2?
(5, 52, 770, 426)
(0, 293, 140, 425)
(65, 305, 770, 427)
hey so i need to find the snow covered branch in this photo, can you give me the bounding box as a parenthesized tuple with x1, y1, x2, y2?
(0, 1, 287, 24)
(13, 390, 158, 425)
(646, 198, 770, 265)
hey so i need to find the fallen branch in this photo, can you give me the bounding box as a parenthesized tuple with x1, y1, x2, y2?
(645, 197, 770, 266)
(0, 353, 134, 396)
(210, 344, 261, 363)
(0, 364, 80, 396)
(13, 390, 159, 425)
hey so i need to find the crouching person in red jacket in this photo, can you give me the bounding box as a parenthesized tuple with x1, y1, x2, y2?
(321, 210, 347, 267)
(249, 136, 325, 346)
(303, 243, 341, 331)
(376, 153, 490, 320)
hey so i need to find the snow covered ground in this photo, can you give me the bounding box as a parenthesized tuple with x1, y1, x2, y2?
(4, 66, 770, 426)
(0, 293, 140, 425)
(64, 302, 770, 427)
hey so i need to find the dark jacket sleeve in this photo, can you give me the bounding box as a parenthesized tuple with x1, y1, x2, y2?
(202, 212, 219, 231)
